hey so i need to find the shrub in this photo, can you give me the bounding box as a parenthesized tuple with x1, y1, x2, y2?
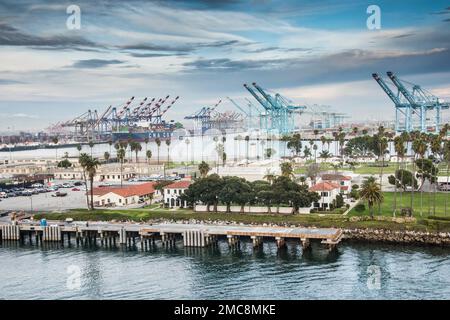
(354, 203, 365, 212)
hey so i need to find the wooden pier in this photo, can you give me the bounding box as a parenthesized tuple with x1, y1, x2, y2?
(0, 221, 343, 252)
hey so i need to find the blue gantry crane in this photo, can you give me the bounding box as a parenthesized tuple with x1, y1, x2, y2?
(372, 72, 449, 133)
(243, 82, 306, 134)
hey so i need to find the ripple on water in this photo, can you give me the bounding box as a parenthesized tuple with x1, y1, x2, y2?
(0, 242, 449, 300)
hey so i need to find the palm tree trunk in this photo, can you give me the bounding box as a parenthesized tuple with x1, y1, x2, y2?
(393, 157, 399, 217)
(400, 156, 404, 212)
(90, 176, 94, 210)
(83, 170, 90, 210)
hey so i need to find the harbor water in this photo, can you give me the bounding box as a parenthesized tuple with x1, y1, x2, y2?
(0, 240, 449, 299)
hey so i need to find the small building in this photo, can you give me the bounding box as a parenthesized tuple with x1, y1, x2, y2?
(91, 182, 156, 207)
(309, 182, 340, 211)
(320, 174, 352, 195)
(163, 180, 191, 208)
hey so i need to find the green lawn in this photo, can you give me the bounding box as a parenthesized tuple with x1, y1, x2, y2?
(349, 191, 450, 218)
(34, 205, 450, 233)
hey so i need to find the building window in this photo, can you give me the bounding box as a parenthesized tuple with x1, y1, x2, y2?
(321, 192, 329, 197)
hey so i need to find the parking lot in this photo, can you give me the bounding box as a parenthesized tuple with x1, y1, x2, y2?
(0, 180, 88, 212)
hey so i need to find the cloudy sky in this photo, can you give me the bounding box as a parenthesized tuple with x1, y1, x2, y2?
(0, 0, 449, 131)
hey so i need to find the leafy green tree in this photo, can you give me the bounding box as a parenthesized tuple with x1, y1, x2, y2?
(287, 133, 302, 157)
(57, 159, 72, 168)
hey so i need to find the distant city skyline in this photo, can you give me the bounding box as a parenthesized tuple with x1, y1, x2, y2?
(0, 0, 449, 131)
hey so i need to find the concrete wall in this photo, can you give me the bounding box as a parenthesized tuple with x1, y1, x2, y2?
(194, 204, 310, 214)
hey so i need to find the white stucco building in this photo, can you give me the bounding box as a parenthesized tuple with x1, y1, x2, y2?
(163, 180, 191, 208)
(309, 181, 341, 211)
(91, 182, 156, 207)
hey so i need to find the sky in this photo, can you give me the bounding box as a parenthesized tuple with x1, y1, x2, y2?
(0, 0, 449, 131)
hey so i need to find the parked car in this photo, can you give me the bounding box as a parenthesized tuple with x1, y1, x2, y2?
(31, 183, 44, 188)
(52, 191, 68, 197)
(0, 192, 8, 198)
(71, 187, 80, 191)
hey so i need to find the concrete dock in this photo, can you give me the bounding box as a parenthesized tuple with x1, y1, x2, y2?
(0, 221, 343, 251)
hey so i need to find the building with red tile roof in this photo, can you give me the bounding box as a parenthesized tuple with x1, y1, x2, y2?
(91, 182, 156, 207)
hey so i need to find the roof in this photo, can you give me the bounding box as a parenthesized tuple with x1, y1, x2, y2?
(92, 182, 155, 198)
(164, 180, 191, 189)
(321, 174, 351, 181)
(340, 186, 349, 191)
(309, 182, 340, 192)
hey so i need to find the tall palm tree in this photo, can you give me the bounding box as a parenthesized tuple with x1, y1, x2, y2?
(244, 135, 250, 165)
(117, 148, 126, 188)
(430, 134, 442, 215)
(378, 136, 388, 214)
(88, 140, 94, 157)
(104, 151, 110, 163)
(52, 136, 59, 161)
(280, 162, 294, 179)
(108, 140, 113, 157)
(412, 134, 427, 216)
(393, 135, 406, 216)
(165, 139, 171, 174)
(198, 161, 211, 178)
(85, 157, 100, 210)
(144, 137, 149, 155)
(444, 140, 450, 216)
(360, 176, 384, 219)
(79, 153, 91, 209)
(132, 141, 142, 163)
(320, 135, 326, 152)
(146, 150, 152, 164)
(76, 144, 82, 157)
(155, 137, 161, 165)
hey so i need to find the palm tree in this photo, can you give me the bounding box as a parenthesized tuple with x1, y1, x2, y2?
(132, 141, 142, 163)
(78, 153, 91, 209)
(280, 162, 294, 179)
(263, 169, 276, 185)
(320, 135, 326, 152)
(412, 134, 427, 216)
(76, 144, 82, 156)
(360, 177, 384, 219)
(104, 151, 110, 163)
(146, 150, 152, 164)
(444, 140, 450, 216)
(52, 136, 59, 161)
(108, 140, 113, 157)
(352, 127, 358, 136)
(117, 148, 126, 188)
(429, 134, 442, 215)
(244, 135, 250, 165)
(144, 137, 149, 155)
(198, 161, 211, 178)
(88, 140, 94, 157)
(378, 136, 388, 214)
(155, 137, 161, 165)
(165, 139, 171, 175)
(84, 157, 100, 210)
(393, 135, 406, 216)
